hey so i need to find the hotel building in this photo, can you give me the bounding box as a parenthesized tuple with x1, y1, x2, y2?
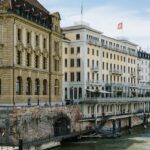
(62, 24, 138, 102)
(137, 50, 150, 96)
(0, 0, 62, 105)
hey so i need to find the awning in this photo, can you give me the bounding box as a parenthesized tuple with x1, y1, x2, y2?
(100, 90, 113, 94)
(86, 89, 96, 92)
(86, 89, 113, 93)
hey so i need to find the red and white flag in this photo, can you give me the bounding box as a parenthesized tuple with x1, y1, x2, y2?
(117, 22, 123, 30)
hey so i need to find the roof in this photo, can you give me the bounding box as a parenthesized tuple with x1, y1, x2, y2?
(25, 0, 49, 14)
(62, 24, 103, 34)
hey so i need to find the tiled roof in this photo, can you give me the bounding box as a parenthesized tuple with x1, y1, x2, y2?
(25, 0, 49, 14)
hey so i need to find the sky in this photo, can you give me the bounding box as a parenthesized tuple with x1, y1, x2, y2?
(39, 0, 150, 51)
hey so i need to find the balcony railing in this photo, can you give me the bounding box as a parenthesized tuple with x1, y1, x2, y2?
(91, 67, 99, 72)
(87, 39, 101, 47)
(110, 69, 123, 75)
(130, 72, 136, 77)
(86, 80, 103, 85)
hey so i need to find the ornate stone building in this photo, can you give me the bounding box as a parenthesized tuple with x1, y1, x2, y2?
(0, 0, 62, 105)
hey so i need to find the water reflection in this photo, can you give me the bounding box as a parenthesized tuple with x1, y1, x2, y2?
(54, 126, 150, 150)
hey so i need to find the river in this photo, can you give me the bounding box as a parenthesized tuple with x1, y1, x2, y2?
(53, 125, 150, 150)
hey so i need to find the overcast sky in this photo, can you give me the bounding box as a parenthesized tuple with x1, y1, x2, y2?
(39, 0, 150, 50)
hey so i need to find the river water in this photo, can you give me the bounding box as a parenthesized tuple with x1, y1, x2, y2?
(53, 125, 150, 150)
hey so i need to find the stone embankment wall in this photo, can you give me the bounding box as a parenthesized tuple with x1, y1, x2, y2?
(0, 106, 82, 145)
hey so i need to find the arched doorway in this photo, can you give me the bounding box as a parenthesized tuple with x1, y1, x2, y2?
(54, 116, 71, 137)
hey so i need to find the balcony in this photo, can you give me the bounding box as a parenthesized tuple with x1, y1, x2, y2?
(86, 80, 103, 86)
(130, 72, 136, 78)
(87, 39, 101, 47)
(137, 76, 142, 80)
(110, 69, 123, 75)
(91, 67, 99, 73)
(137, 66, 142, 71)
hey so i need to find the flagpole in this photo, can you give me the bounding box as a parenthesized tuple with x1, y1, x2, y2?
(81, 0, 83, 25)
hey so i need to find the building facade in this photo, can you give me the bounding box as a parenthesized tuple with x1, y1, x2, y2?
(62, 24, 138, 102)
(0, 0, 62, 105)
(137, 50, 150, 96)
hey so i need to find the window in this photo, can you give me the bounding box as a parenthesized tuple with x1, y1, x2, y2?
(117, 55, 119, 61)
(54, 41, 59, 55)
(27, 31, 31, 44)
(79, 88, 82, 99)
(65, 48, 68, 54)
(26, 78, 32, 95)
(35, 79, 40, 95)
(16, 77, 22, 95)
(35, 35, 39, 47)
(77, 47, 80, 54)
(71, 47, 74, 54)
(35, 55, 39, 68)
(103, 51, 105, 57)
(70, 59, 74, 67)
(76, 34, 80, 40)
(43, 57, 47, 69)
(54, 59, 59, 71)
(43, 38, 47, 49)
(65, 88, 68, 99)
(70, 72, 74, 82)
(26, 53, 31, 67)
(54, 79, 59, 96)
(77, 59, 81, 67)
(70, 87, 73, 99)
(97, 50, 99, 56)
(106, 52, 108, 58)
(87, 72, 90, 80)
(92, 49, 94, 55)
(17, 51, 21, 65)
(106, 63, 108, 70)
(65, 72, 68, 81)
(87, 59, 90, 67)
(87, 48, 90, 54)
(65, 59, 67, 67)
(43, 79, 47, 95)
(103, 62, 105, 70)
(92, 60, 94, 68)
(0, 79, 1, 95)
(77, 72, 81, 81)
(74, 88, 77, 99)
(114, 54, 116, 59)
(17, 28, 22, 41)
(110, 53, 112, 59)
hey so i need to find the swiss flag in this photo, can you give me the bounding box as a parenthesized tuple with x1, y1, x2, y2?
(117, 22, 123, 30)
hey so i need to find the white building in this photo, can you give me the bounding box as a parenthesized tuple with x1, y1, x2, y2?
(62, 24, 138, 102)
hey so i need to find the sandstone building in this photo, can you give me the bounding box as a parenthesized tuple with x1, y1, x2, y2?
(0, 0, 62, 105)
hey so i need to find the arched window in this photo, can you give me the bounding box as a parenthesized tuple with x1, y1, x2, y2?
(35, 79, 40, 95)
(43, 79, 47, 95)
(0, 79, 1, 95)
(16, 77, 22, 95)
(79, 87, 82, 99)
(74, 88, 77, 99)
(54, 79, 59, 96)
(26, 78, 32, 95)
(65, 88, 68, 99)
